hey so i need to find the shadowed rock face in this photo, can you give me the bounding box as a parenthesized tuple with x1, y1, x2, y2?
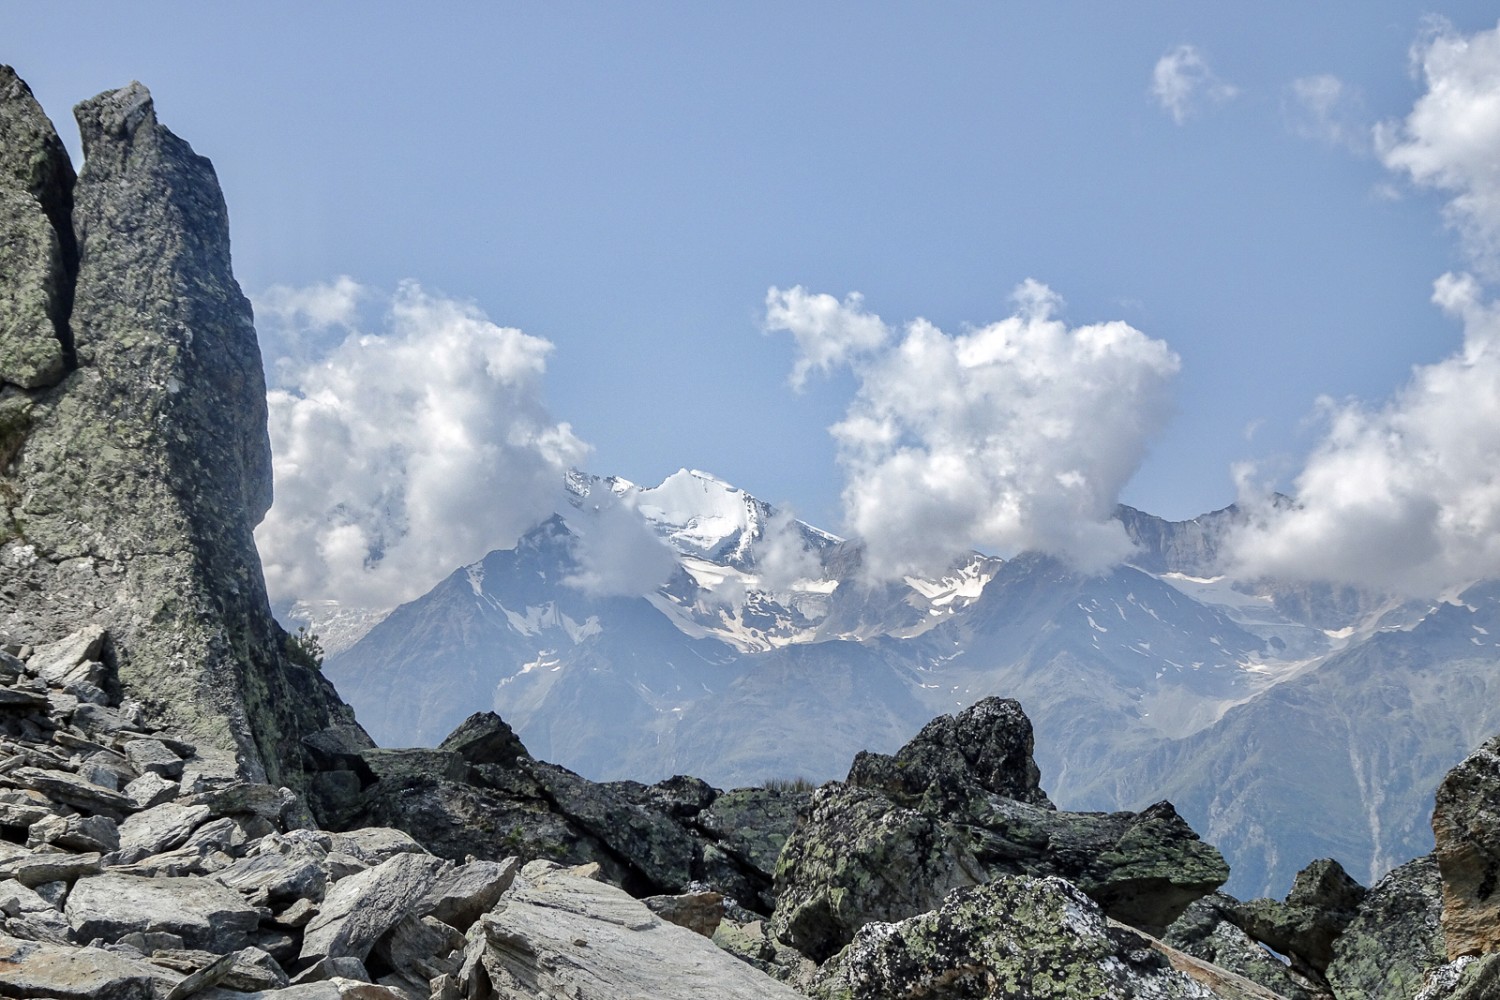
(0, 65, 75, 392)
(0, 73, 363, 790)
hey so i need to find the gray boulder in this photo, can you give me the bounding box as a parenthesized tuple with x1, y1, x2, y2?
(0, 933, 180, 1000)
(1229, 857, 1365, 983)
(66, 871, 260, 951)
(458, 861, 804, 999)
(1326, 855, 1448, 1000)
(772, 698, 1228, 961)
(809, 875, 1223, 1000)
(1164, 892, 1322, 1000)
(298, 850, 450, 963)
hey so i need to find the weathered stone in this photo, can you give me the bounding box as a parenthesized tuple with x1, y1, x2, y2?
(372, 913, 464, 985)
(155, 946, 290, 996)
(645, 890, 724, 937)
(0, 850, 101, 887)
(0, 74, 365, 798)
(200, 980, 404, 1000)
(1164, 892, 1322, 1000)
(437, 711, 528, 767)
(28, 629, 105, 688)
(1433, 733, 1500, 960)
(1230, 857, 1365, 981)
(0, 933, 180, 1000)
(8, 764, 134, 816)
(847, 695, 1052, 810)
(299, 851, 450, 963)
(26, 811, 118, 852)
(323, 826, 425, 866)
(123, 737, 184, 779)
(0, 786, 56, 826)
(772, 716, 1227, 963)
(289, 955, 371, 985)
(466, 862, 804, 999)
(414, 856, 518, 932)
(1327, 854, 1448, 1000)
(810, 875, 1221, 1000)
(124, 769, 178, 809)
(1416, 954, 1500, 1000)
(213, 830, 331, 905)
(66, 871, 260, 951)
(117, 800, 211, 858)
(697, 785, 807, 876)
(771, 782, 984, 962)
(0, 66, 74, 391)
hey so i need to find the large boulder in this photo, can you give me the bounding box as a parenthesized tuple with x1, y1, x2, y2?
(1433, 733, 1500, 960)
(772, 698, 1228, 961)
(808, 875, 1227, 1000)
(1326, 855, 1448, 1000)
(1228, 857, 1365, 983)
(457, 861, 805, 1000)
(0, 73, 365, 793)
(1164, 893, 1323, 1000)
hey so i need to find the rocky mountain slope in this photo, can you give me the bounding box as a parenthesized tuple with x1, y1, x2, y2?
(7, 65, 1500, 1000)
(322, 465, 1488, 897)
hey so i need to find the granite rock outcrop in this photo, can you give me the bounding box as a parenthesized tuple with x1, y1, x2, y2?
(0, 69, 361, 793)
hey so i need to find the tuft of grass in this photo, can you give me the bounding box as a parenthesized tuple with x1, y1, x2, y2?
(763, 775, 815, 794)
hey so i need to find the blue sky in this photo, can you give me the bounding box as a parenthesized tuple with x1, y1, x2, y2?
(8, 4, 1500, 606)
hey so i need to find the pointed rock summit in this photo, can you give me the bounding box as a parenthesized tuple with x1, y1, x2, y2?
(0, 71, 364, 790)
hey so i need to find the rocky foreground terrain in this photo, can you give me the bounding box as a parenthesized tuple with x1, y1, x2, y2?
(4, 65, 1500, 999)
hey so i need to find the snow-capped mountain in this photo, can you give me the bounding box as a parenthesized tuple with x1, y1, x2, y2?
(319, 467, 1500, 898)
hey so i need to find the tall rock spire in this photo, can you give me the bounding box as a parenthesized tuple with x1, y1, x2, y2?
(0, 72, 367, 790)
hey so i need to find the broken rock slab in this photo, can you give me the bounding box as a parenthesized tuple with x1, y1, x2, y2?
(65, 871, 260, 951)
(462, 860, 803, 1000)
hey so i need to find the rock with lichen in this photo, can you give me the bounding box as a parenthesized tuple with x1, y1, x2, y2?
(1432, 734, 1500, 961)
(0, 72, 364, 793)
(809, 874, 1225, 1000)
(1325, 855, 1446, 1000)
(771, 697, 1229, 962)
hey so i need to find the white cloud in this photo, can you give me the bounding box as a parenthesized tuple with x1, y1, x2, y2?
(1228, 273, 1500, 595)
(1286, 74, 1369, 151)
(751, 508, 824, 593)
(255, 280, 589, 609)
(1378, 19, 1500, 270)
(1152, 44, 1238, 125)
(768, 280, 1181, 580)
(561, 488, 678, 598)
(765, 286, 891, 390)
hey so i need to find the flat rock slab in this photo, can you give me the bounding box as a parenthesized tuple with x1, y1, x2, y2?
(118, 801, 211, 857)
(471, 862, 803, 999)
(300, 851, 450, 962)
(199, 977, 405, 999)
(66, 871, 260, 951)
(0, 850, 102, 887)
(8, 766, 134, 816)
(0, 932, 180, 1000)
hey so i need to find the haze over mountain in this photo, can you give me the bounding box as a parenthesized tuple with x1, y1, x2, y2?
(306, 467, 1500, 899)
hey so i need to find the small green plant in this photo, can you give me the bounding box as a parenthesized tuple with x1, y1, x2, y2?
(286, 624, 324, 671)
(763, 775, 815, 794)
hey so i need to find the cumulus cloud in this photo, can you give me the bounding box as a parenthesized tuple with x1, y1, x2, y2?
(765, 286, 891, 390)
(562, 487, 678, 598)
(1286, 74, 1369, 151)
(751, 508, 825, 592)
(1378, 19, 1500, 270)
(1228, 273, 1500, 595)
(1152, 44, 1238, 125)
(255, 280, 588, 609)
(767, 280, 1181, 580)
